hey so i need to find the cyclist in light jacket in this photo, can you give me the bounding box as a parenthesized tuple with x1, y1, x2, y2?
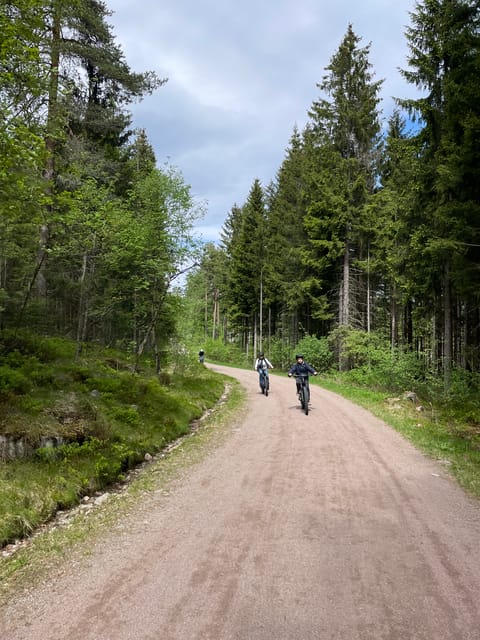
(254, 352, 273, 391)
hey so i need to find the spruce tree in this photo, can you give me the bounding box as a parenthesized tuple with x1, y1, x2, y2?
(304, 24, 382, 338)
(265, 128, 312, 342)
(400, 0, 480, 378)
(227, 179, 266, 349)
(367, 110, 420, 347)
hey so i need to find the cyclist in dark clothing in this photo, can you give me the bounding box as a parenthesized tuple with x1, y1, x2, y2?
(288, 354, 317, 395)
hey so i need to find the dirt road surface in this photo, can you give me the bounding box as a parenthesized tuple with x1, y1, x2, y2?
(1, 364, 480, 640)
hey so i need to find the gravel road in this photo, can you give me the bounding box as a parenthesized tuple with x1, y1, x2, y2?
(1, 364, 480, 640)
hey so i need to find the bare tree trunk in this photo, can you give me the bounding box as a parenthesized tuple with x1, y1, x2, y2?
(391, 282, 398, 351)
(135, 294, 167, 371)
(204, 286, 208, 340)
(223, 314, 228, 345)
(153, 326, 161, 374)
(259, 270, 263, 352)
(443, 261, 452, 392)
(34, 224, 49, 298)
(366, 245, 371, 334)
(35, 7, 61, 298)
(211, 288, 220, 340)
(16, 251, 47, 328)
(336, 231, 351, 372)
(211, 291, 217, 340)
(268, 306, 271, 355)
(75, 252, 88, 358)
(342, 233, 350, 327)
(338, 280, 343, 326)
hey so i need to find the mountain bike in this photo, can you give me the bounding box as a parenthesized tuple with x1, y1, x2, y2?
(296, 375, 309, 415)
(259, 369, 269, 397)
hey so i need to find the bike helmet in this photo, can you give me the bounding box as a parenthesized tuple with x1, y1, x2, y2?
(295, 354, 304, 360)
(258, 352, 264, 357)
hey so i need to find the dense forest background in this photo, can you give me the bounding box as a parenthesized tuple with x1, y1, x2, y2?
(2, 1, 480, 396)
(185, 2, 480, 398)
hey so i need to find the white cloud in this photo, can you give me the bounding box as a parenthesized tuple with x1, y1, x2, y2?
(108, 0, 420, 243)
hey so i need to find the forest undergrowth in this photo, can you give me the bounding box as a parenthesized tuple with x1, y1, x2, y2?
(0, 331, 226, 547)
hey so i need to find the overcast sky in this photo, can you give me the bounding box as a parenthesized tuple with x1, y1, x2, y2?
(107, 0, 420, 244)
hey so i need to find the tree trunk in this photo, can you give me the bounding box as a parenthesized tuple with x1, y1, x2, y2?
(391, 282, 398, 351)
(204, 286, 208, 340)
(443, 261, 452, 391)
(211, 292, 217, 340)
(259, 270, 263, 352)
(366, 246, 371, 334)
(75, 251, 88, 358)
(342, 232, 350, 326)
(36, 6, 61, 298)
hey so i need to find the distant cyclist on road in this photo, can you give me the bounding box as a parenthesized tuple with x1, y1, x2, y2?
(254, 352, 273, 392)
(288, 354, 317, 397)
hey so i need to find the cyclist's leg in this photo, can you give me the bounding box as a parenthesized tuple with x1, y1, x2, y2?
(296, 379, 303, 405)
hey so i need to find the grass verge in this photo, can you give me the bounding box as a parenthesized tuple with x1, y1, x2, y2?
(0, 332, 230, 546)
(0, 375, 245, 603)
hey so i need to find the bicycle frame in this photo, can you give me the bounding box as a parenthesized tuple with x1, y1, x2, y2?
(295, 375, 309, 415)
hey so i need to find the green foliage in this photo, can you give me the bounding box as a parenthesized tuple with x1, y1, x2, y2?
(0, 334, 227, 546)
(294, 335, 334, 371)
(200, 338, 250, 367)
(262, 337, 295, 371)
(110, 406, 141, 427)
(321, 327, 480, 426)
(0, 331, 75, 361)
(341, 349, 423, 393)
(0, 365, 30, 397)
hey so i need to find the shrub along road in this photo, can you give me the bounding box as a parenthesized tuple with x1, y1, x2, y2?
(1, 364, 480, 639)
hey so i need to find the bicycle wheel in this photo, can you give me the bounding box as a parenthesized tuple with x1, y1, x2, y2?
(259, 372, 265, 394)
(265, 376, 269, 397)
(299, 385, 305, 409)
(301, 386, 309, 415)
